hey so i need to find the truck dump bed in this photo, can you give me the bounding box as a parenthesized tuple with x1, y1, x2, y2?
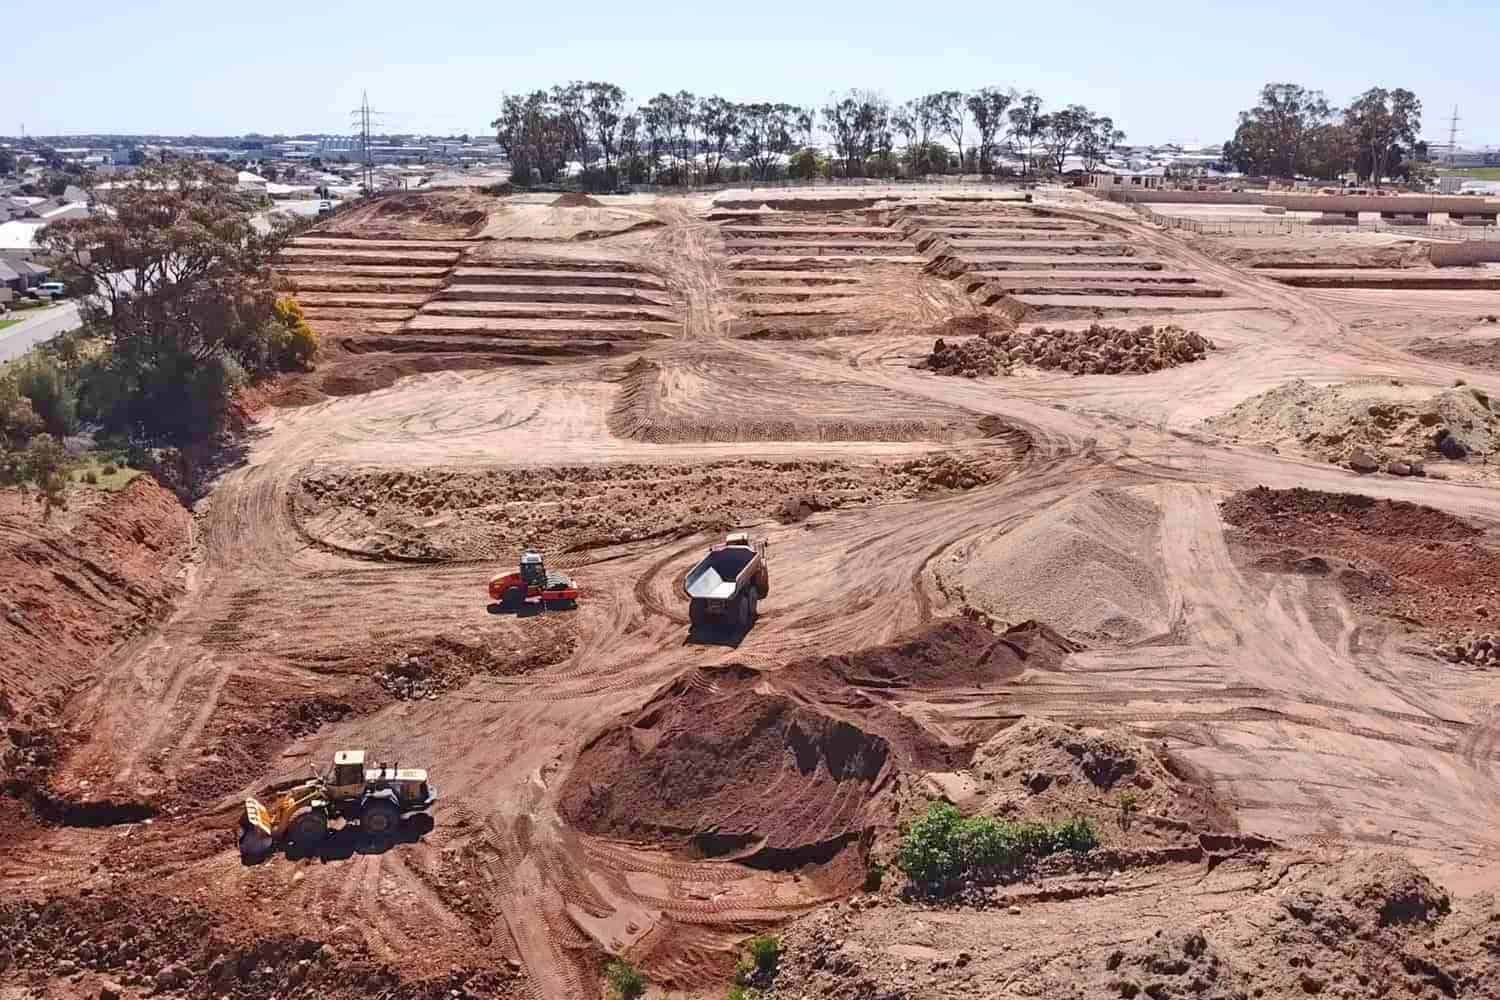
(685, 547, 758, 600)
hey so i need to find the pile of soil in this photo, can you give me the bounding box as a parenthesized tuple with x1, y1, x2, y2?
(1103, 928, 1247, 1000)
(550, 192, 602, 208)
(559, 665, 920, 868)
(783, 618, 1078, 692)
(0, 890, 524, 999)
(560, 621, 999, 872)
(1222, 486, 1500, 652)
(924, 323, 1213, 377)
(1409, 329, 1500, 371)
(1, 479, 190, 777)
(936, 486, 1170, 643)
(296, 456, 1011, 561)
(951, 717, 1233, 847)
(1203, 378, 1500, 472)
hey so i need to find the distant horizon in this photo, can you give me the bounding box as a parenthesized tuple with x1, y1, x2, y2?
(12, 1, 1499, 147)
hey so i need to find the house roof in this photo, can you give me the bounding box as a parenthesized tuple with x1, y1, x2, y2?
(0, 260, 20, 283)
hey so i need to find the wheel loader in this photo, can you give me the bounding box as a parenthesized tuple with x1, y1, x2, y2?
(239, 749, 437, 860)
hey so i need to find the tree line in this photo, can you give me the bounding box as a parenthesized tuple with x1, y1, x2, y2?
(2, 163, 318, 513)
(492, 83, 1125, 188)
(1223, 83, 1426, 184)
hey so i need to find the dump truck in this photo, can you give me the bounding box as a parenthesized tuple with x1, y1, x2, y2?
(239, 749, 437, 860)
(488, 551, 579, 609)
(685, 532, 769, 633)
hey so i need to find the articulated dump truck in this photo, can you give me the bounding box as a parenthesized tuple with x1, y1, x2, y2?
(684, 532, 769, 634)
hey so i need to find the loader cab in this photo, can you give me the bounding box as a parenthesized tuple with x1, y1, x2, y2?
(330, 749, 369, 801)
(519, 551, 547, 589)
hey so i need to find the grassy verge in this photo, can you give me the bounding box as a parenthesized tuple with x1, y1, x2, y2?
(68, 455, 146, 492)
(1437, 167, 1500, 181)
(0, 318, 21, 332)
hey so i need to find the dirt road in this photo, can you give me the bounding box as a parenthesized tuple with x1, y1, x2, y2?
(9, 187, 1500, 998)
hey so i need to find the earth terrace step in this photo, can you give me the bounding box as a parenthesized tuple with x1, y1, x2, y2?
(403, 314, 676, 341)
(421, 301, 677, 322)
(448, 267, 665, 290)
(434, 286, 672, 307)
(290, 237, 478, 251)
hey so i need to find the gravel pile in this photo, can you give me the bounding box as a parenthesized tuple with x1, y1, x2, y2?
(925, 323, 1214, 377)
(935, 486, 1169, 643)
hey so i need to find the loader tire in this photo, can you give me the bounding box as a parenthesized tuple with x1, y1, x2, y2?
(362, 799, 400, 838)
(748, 592, 759, 627)
(290, 810, 328, 846)
(737, 593, 752, 632)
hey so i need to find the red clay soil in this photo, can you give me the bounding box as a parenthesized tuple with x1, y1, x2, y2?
(559, 619, 1064, 873)
(0, 479, 190, 754)
(1221, 486, 1499, 644)
(781, 617, 1079, 691)
(0, 890, 525, 999)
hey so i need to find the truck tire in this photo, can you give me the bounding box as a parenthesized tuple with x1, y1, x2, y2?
(502, 586, 525, 609)
(737, 593, 752, 632)
(362, 799, 400, 838)
(757, 572, 770, 599)
(290, 810, 328, 846)
(748, 592, 759, 627)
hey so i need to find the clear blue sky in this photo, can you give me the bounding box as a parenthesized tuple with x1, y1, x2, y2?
(13, 0, 1498, 145)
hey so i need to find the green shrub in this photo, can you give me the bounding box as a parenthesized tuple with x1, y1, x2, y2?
(102, 463, 118, 475)
(603, 959, 645, 1000)
(82, 470, 98, 485)
(9, 355, 78, 438)
(728, 986, 765, 1000)
(896, 803, 1098, 887)
(746, 935, 779, 977)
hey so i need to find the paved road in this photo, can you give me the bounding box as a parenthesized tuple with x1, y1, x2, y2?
(0, 303, 81, 363)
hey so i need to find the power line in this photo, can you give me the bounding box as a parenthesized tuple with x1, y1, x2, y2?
(1447, 105, 1461, 165)
(348, 91, 386, 193)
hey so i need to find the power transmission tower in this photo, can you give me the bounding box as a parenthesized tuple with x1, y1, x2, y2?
(349, 92, 384, 194)
(1447, 105, 1461, 166)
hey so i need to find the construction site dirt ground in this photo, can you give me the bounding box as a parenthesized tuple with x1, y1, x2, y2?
(6, 185, 1500, 999)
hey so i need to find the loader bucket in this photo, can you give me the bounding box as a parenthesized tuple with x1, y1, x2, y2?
(244, 796, 274, 836)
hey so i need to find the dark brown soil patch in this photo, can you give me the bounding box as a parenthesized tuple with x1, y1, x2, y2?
(1409, 335, 1500, 371)
(782, 618, 1078, 691)
(551, 192, 603, 208)
(1222, 486, 1500, 655)
(560, 650, 970, 875)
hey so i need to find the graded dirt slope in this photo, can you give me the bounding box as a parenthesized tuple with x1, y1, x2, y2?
(16, 183, 1500, 1000)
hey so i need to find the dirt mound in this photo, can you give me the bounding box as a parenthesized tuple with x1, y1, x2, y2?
(297, 455, 1012, 561)
(0, 890, 524, 999)
(1203, 378, 1500, 471)
(925, 323, 1213, 377)
(1221, 486, 1500, 652)
(551, 192, 602, 208)
(937, 486, 1170, 643)
(560, 661, 966, 870)
(951, 717, 1233, 845)
(1410, 334, 1500, 371)
(1103, 928, 1248, 1000)
(783, 618, 1079, 692)
(1, 479, 190, 776)
(1226, 853, 1462, 998)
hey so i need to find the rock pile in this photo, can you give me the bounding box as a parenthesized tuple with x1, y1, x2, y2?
(1441, 632, 1500, 666)
(925, 323, 1214, 377)
(1104, 928, 1247, 1000)
(1204, 379, 1500, 473)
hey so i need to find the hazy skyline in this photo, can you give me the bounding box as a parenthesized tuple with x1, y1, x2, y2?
(13, 0, 1499, 146)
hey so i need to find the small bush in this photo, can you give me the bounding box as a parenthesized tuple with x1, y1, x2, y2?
(746, 935, 779, 977)
(728, 986, 765, 1000)
(102, 463, 118, 475)
(604, 959, 645, 1000)
(268, 298, 319, 372)
(896, 802, 1098, 887)
(82, 470, 98, 484)
(1485, 315, 1498, 324)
